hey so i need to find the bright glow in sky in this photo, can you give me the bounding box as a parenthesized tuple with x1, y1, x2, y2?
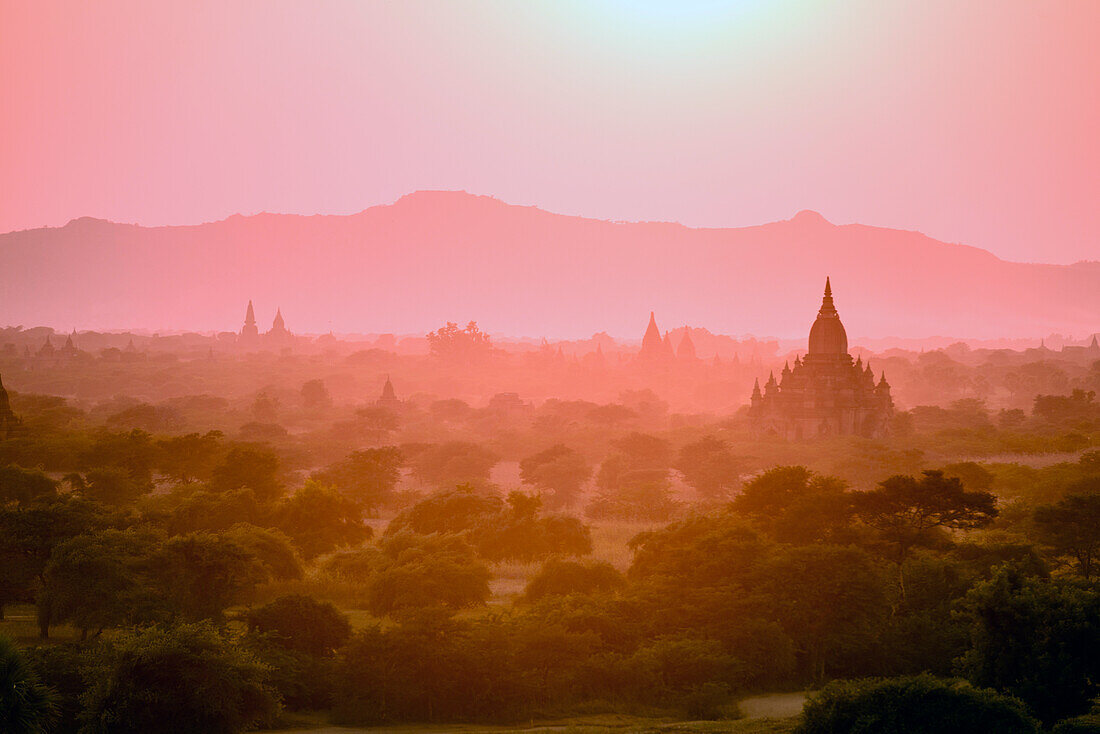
(1, 0, 1097, 262)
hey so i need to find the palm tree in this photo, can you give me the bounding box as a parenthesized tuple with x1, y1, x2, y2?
(0, 635, 59, 734)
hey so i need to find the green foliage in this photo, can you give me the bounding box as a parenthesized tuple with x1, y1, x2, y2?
(1033, 487, 1100, 578)
(79, 623, 278, 734)
(208, 445, 282, 502)
(855, 470, 997, 564)
(39, 529, 166, 637)
(519, 444, 591, 508)
(311, 446, 403, 514)
(275, 480, 370, 560)
(409, 441, 499, 486)
(0, 635, 59, 734)
(158, 532, 273, 622)
(300, 379, 331, 409)
(426, 321, 492, 361)
(762, 545, 889, 684)
(675, 436, 744, 500)
(222, 524, 303, 581)
(0, 465, 58, 506)
(957, 567, 1100, 723)
(160, 487, 265, 535)
(732, 466, 854, 543)
(1051, 713, 1100, 734)
(387, 485, 591, 563)
(523, 559, 625, 602)
(155, 431, 223, 484)
(81, 466, 147, 505)
(0, 497, 115, 616)
(366, 533, 491, 615)
(795, 674, 1038, 734)
(477, 492, 592, 562)
(245, 594, 351, 657)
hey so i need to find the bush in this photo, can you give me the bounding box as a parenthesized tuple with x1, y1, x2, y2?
(523, 559, 625, 602)
(0, 635, 59, 734)
(795, 674, 1038, 734)
(1052, 715, 1100, 734)
(79, 623, 278, 734)
(245, 594, 351, 657)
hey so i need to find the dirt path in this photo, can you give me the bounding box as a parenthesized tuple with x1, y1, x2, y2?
(737, 692, 808, 719)
(261, 694, 808, 734)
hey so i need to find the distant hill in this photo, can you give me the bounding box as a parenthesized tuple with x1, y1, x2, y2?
(2, 191, 1097, 340)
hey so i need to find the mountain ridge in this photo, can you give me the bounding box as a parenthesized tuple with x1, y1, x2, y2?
(3, 191, 1097, 340)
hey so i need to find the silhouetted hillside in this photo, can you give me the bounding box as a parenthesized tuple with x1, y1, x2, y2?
(3, 191, 1097, 339)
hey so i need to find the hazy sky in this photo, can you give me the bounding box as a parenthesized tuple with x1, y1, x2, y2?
(2, 1, 1097, 263)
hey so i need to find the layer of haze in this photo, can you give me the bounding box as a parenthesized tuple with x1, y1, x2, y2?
(1, 1, 1098, 264)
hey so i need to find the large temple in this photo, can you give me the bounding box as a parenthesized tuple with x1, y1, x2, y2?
(750, 279, 893, 439)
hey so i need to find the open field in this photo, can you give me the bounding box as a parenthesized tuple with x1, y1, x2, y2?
(263, 712, 800, 734)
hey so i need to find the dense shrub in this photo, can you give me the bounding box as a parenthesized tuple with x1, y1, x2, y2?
(795, 675, 1038, 734)
(79, 623, 278, 734)
(523, 559, 625, 602)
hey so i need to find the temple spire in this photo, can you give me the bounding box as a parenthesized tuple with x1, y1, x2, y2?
(818, 276, 838, 317)
(245, 300, 256, 326)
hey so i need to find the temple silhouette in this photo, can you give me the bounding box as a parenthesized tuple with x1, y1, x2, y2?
(238, 301, 295, 350)
(750, 278, 893, 439)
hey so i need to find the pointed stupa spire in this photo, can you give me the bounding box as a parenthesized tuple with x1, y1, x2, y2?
(677, 329, 697, 360)
(379, 374, 397, 403)
(751, 378, 762, 400)
(273, 308, 285, 330)
(245, 300, 256, 326)
(818, 276, 837, 317)
(1090, 334, 1099, 349)
(640, 311, 663, 359)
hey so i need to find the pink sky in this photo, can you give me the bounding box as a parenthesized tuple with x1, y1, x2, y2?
(2, 1, 1098, 263)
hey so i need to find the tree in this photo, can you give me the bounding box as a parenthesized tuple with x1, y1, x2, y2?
(0, 498, 113, 623)
(79, 623, 278, 734)
(208, 446, 282, 502)
(523, 559, 625, 602)
(80, 466, 147, 505)
(82, 429, 157, 489)
(367, 533, 490, 615)
(384, 484, 502, 537)
(0, 465, 57, 506)
(674, 436, 744, 500)
(855, 470, 997, 597)
(732, 466, 855, 543)
(156, 431, 223, 484)
(586, 468, 679, 522)
(957, 567, 1100, 723)
(39, 529, 165, 639)
(300, 379, 331, 409)
(475, 492, 593, 562)
(1032, 487, 1100, 579)
(223, 524, 303, 581)
(0, 635, 59, 734)
(519, 445, 591, 508)
(250, 392, 279, 423)
(762, 545, 889, 684)
(796, 674, 1038, 734)
(312, 447, 403, 514)
(156, 532, 272, 622)
(245, 595, 351, 657)
(276, 480, 371, 560)
(409, 441, 498, 487)
(426, 321, 492, 361)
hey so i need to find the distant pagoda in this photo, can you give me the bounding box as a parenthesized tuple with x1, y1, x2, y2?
(240, 300, 259, 344)
(750, 278, 893, 439)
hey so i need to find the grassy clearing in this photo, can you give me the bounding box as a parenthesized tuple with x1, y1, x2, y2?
(0, 603, 81, 645)
(262, 712, 800, 733)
